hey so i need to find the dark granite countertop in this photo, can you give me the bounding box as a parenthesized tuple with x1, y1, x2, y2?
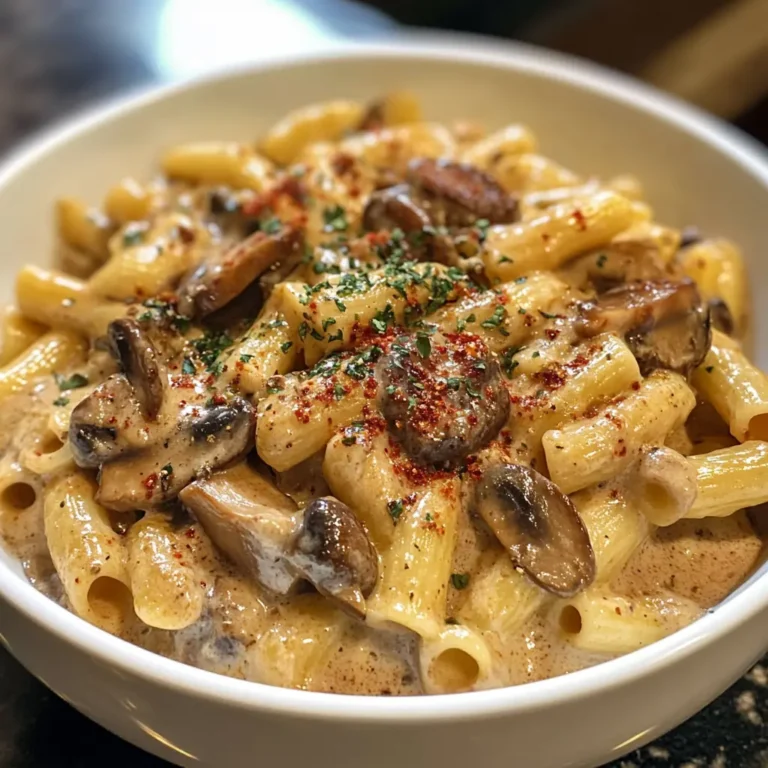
(0, 1, 765, 766)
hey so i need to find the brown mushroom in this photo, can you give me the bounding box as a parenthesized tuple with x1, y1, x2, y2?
(97, 395, 255, 511)
(377, 331, 509, 466)
(179, 462, 302, 595)
(108, 318, 165, 419)
(69, 374, 148, 468)
(474, 464, 595, 597)
(362, 184, 432, 234)
(708, 298, 734, 336)
(407, 158, 518, 226)
(289, 496, 379, 619)
(576, 278, 711, 376)
(177, 224, 303, 319)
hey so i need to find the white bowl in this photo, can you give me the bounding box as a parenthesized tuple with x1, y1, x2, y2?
(0, 37, 766, 768)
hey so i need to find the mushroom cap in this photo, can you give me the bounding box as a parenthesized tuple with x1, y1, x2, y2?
(578, 278, 712, 376)
(108, 318, 165, 419)
(290, 496, 378, 619)
(377, 331, 510, 466)
(474, 464, 596, 597)
(407, 157, 518, 226)
(177, 224, 303, 319)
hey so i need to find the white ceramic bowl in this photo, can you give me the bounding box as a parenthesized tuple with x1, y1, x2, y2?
(0, 37, 767, 768)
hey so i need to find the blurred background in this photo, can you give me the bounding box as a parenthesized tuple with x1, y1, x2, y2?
(0, 1, 766, 767)
(0, 0, 766, 153)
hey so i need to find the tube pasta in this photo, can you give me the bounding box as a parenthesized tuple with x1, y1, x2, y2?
(458, 554, 547, 636)
(692, 330, 768, 442)
(419, 624, 493, 694)
(460, 124, 538, 169)
(367, 477, 460, 639)
(256, 368, 367, 472)
(56, 197, 113, 260)
(571, 486, 650, 583)
(432, 271, 568, 352)
(509, 333, 641, 451)
(248, 595, 344, 690)
(0, 307, 46, 366)
(623, 446, 698, 526)
(687, 440, 768, 519)
(125, 513, 204, 630)
(43, 473, 133, 633)
(103, 177, 153, 224)
(16, 266, 125, 339)
(482, 190, 635, 282)
(543, 370, 696, 494)
(323, 433, 404, 549)
(162, 141, 273, 190)
(0, 330, 87, 401)
(88, 213, 209, 301)
(557, 589, 702, 654)
(260, 100, 365, 165)
(680, 239, 747, 334)
(490, 153, 581, 193)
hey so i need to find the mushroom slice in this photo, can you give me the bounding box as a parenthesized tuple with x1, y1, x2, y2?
(289, 497, 378, 619)
(179, 463, 301, 595)
(708, 298, 734, 336)
(407, 158, 518, 226)
(97, 396, 255, 511)
(69, 374, 148, 468)
(362, 184, 432, 234)
(377, 331, 509, 466)
(107, 318, 165, 419)
(474, 464, 595, 597)
(177, 224, 303, 319)
(577, 278, 711, 376)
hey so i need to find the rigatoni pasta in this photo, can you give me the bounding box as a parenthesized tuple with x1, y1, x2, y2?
(0, 92, 765, 697)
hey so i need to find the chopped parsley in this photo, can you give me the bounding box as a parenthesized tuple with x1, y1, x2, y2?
(341, 421, 365, 446)
(260, 217, 282, 235)
(54, 372, 89, 391)
(706, 365, 714, 373)
(122, 226, 145, 247)
(538, 310, 559, 320)
(445, 377, 462, 391)
(182, 358, 196, 375)
(371, 303, 395, 334)
(298, 322, 309, 341)
(481, 305, 508, 330)
(532, 351, 541, 358)
(415, 332, 431, 359)
(465, 381, 482, 398)
(334, 298, 347, 313)
(280, 341, 293, 354)
(191, 330, 233, 372)
(387, 499, 404, 524)
(501, 346, 523, 378)
(328, 329, 343, 343)
(322, 317, 337, 332)
(322, 204, 348, 233)
(456, 313, 476, 332)
(596, 253, 608, 268)
(333, 383, 346, 400)
(239, 354, 253, 364)
(52, 396, 70, 407)
(451, 573, 470, 590)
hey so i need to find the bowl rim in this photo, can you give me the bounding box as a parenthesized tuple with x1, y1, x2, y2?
(1, 34, 767, 724)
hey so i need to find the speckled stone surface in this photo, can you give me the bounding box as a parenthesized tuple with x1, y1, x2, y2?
(0, 1, 765, 766)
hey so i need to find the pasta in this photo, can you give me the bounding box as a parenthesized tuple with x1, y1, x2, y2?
(0, 93, 764, 697)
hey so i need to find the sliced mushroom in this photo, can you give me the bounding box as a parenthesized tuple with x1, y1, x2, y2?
(289, 496, 378, 619)
(407, 158, 518, 226)
(474, 464, 595, 597)
(179, 462, 302, 595)
(69, 374, 149, 467)
(177, 224, 303, 319)
(708, 298, 734, 336)
(377, 331, 509, 466)
(108, 318, 165, 419)
(577, 278, 711, 376)
(97, 395, 255, 511)
(362, 184, 432, 234)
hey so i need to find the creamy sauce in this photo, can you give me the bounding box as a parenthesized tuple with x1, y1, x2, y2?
(1, 389, 763, 694)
